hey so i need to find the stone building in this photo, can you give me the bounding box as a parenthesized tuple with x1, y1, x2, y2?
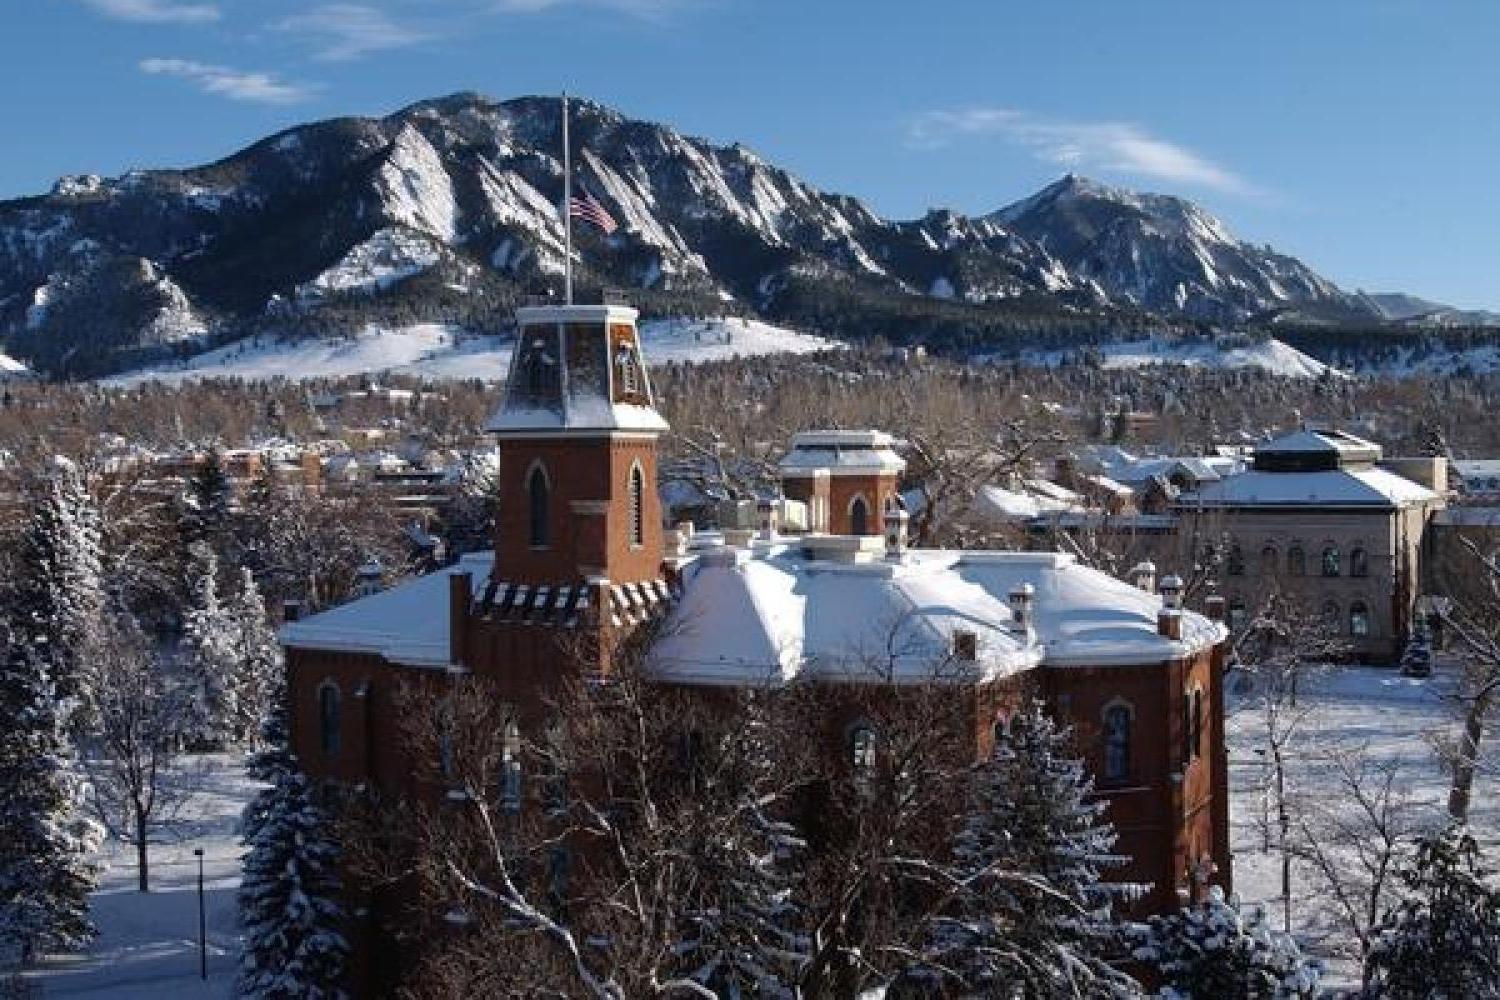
(1179, 429, 1445, 662)
(280, 302, 1232, 991)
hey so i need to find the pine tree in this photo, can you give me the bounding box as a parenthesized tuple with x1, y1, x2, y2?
(228, 567, 281, 746)
(237, 701, 349, 999)
(181, 449, 232, 553)
(1363, 825, 1500, 999)
(179, 548, 239, 746)
(0, 625, 102, 964)
(1399, 623, 1433, 678)
(926, 700, 1142, 998)
(11, 459, 105, 718)
(1129, 887, 1319, 1000)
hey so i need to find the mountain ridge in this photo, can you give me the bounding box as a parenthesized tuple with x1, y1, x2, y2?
(0, 91, 1485, 378)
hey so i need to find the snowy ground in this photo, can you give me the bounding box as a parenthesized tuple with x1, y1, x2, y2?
(103, 317, 840, 386)
(1006, 334, 1338, 379)
(1225, 660, 1497, 988)
(20, 754, 257, 999)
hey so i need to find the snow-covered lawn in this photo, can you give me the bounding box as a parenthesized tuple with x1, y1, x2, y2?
(1226, 661, 1497, 987)
(20, 754, 257, 999)
(103, 316, 840, 387)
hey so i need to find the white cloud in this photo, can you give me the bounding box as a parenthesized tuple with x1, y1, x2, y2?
(81, 0, 220, 23)
(139, 58, 314, 104)
(276, 4, 435, 61)
(909, 108, 1254, 197)
(491, 0, 688, 18)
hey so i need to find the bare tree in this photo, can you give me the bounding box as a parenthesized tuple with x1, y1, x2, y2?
(81, 615, 196, 892)
(1235, 590, 1352, 932)
(1431, 538, 1500, 822)
(1289, 745, 1424, 963)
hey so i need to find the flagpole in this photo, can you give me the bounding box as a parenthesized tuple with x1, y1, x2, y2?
(562, 91, 573, 306)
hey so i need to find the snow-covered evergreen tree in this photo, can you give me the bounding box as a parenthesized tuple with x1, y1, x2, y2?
(237, 700, 349, 999)
(0, 625, 102, 964)
(228, 567, 281, 745)
(1363, 825, 1500, 999)
(1399, 624, 1434, 678)
(179, 547, 239, 746)
(1130, 887, 1319, 1000)
(10, 459, 105, 718)
(181, 449, 232, 553)
(926, 700, 1142, 997)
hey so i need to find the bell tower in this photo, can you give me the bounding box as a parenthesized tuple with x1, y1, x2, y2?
(486, 302, 667, 588)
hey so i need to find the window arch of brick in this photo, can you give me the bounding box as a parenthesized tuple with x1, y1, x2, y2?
(1100, 698, 1135, 786)
(1287, 544, 1307, 577)
(526, 460, 551, 548)
(848, 493, 871, 536)
(1349, 546, 1369, 578)
(1321, 544, 1341, 577)
(628, 461, 646, 548)
(1350, 601, 1371, 638)
(317, 680, 342, 755)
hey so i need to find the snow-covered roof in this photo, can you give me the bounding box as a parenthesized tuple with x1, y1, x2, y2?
(650, 544, 1223, 686)
(1432, 507, 1500, 526)
(970, 483, 1081, 522)
(1252, 429, 1382, 471)
(1181, 467, 1438, 509)
(778, 429, 906, 476)
(280, 553, 492, 667)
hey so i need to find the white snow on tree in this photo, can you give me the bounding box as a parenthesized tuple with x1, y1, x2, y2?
(237, 699, 349, 1000)
(228, 566, 282, 746)
(1129, 886, 1319, 1000)
(11, 458, 105, 719)
(1398, 622, 1434, 678)
(180, 547, 240, 746)
(1363, 824, 1500, 999)
(0, 624, 102, 964)
(924, 699, 1142, 997)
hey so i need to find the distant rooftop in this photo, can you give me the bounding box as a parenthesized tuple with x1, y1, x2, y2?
(1253, 429, 1382, 472)
(779, 429, 906, 476)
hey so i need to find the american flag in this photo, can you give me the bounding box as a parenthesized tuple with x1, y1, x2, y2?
(568, 184, 618, 235)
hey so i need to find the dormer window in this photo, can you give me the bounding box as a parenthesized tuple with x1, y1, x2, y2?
(952, 630, 978, 662)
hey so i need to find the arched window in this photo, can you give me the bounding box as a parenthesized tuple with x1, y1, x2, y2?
(1321, 600, 1340, 627)
(849, 724, 877, 773)
(527, 463, 550, 548)
(1260, 545, 1278, 575)
(1192, 689, 1205, 760)
(1228, 599, 1249, 633)
(318, 682, 341, 755)
(1181, 693, 1194, 765)
(1322, 545, 1341, 577)
(1227, 544, 1245, 576)
(501, 719, 522, 813)
(1102, 702, 1133, 785)
(628, 463, 645, 548)
(1287, 545, 1306, 577)
(1350, 601, 1370, 638)
(1350, 547, 1369, 578)
(991, 711, 1013, 758)
(849, 495, 870, 536)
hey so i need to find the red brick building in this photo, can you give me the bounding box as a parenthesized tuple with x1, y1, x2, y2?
(282, 302, 1231, 988)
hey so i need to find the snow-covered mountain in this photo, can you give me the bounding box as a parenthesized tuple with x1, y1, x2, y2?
(0, 92, 1476, 377)
(1360, 291, 1500, 328)
(990, 175, 1377, 325)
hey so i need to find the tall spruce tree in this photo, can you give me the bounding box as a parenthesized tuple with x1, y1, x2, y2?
(926, 700, 1142, 998)
(1364, 825, 1500, 999)
(180, 549, 239, 746)
(0, 625, 102, 964)
(228, 567, 281, 746)
(237, 701, 349, 999)
(11, 460, 104, 717)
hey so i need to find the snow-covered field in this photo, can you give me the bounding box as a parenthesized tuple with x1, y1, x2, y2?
(104, 317, 840, 387)
(1226, 661, 1496, 987)
(1009, 334, 1337, 379)
(21, 754, 257, 999)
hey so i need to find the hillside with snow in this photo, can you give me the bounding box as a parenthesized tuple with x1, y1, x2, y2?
(105, 316, 839, 386)
(1009, 334, 1339, 379)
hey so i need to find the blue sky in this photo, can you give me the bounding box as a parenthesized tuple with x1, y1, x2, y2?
(4, 0, 1495, 308)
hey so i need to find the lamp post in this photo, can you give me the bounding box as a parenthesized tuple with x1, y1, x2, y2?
(194, 847, 207, 981)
